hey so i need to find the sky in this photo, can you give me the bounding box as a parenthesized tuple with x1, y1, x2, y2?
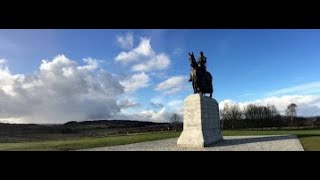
(0, 29, 320, 124)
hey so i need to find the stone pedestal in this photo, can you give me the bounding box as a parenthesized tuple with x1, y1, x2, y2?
(177, 94, 222, 148)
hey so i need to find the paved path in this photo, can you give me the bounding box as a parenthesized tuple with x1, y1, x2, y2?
(80, 135, 304, 151)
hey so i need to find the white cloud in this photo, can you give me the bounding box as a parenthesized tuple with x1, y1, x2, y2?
(219, 99, 237, 109)
(167, 100, 183, 114)
(149, 96, 166, 108)
(155, 76, 187, 95)
(114, 98, 184, 123)
(219, 95, 320, 117)
(112, 107, 169, 122)
(119, 72, 150, 93)
(0, 58, 7, 64)
(167, 100, 183, 107)
(0, 117, 24, 124)
(0, 55, 124, 124)
(139, 107, 172, 122)
(115, 36, 171, 72)
(268, 81, 320, 96)
(117, 98, 140, 109)
(117, 33, 133, 49)
(78, 58, 98, 71)
(115, 37, 154, 64)
(131, 53, 170, 72)
(150, 102, 164, 109)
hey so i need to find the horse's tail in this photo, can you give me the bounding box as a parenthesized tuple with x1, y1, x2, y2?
(206, 72, 213, 93)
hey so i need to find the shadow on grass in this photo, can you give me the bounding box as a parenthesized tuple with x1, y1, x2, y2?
(296, 134, 320, 138)
(211, 135, 298, 147)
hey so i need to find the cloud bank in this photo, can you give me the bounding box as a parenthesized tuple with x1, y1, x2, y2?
(117, 33, 133, 50)
(219, 95, 320, 117)
(155, 76, 188, 95)
(0, 55, 124, 124)
(115, 37, 170, 72)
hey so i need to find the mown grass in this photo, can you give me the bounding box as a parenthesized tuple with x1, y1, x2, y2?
(222, 128, 320, 151)
(1, 128, 320, 151)
(0, 131, 181, 151)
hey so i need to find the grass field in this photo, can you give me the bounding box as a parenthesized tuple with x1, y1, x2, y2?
(1, 128, 320, 151)
(0, 131, 181, 151)
(222, 129, 320, 151)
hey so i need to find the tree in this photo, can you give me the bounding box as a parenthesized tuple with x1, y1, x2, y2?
(221, 104, 242, 121)
(220, 104, 230, 129)
(244, 104, 280, 129)
(169, 113, 182, 131)
(286, 103, 297, 126)
(220, 104, 230, 120)
(244, 104, 258, 120)
(267, 105, 280, 128)
(267, 105, 279, 118)
(230, 104, 242, 121)
(220, 104, 242, 129)
(170, 113, 181, 124)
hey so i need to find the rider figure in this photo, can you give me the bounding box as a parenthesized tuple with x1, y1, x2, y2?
(197, 51, 207, 74)
(188, 51, 213, 97)
(189, 51, 207, 82)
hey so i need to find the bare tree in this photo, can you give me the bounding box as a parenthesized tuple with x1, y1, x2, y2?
(286, 103, 297, 126)
(169, 113, 182, 131)
(220, 104, 230, 129)
(267, 104, 280, 129)
(244, 104, 258, 120)
(230, 104, 242, 121)
(220, 104, 230, 120)
(244, 104, 280, 129)
(221, 104, 242, 120)
(170, 113, 181, 124)
(222, 103, 281, 130)
(268, 105, 279, 118)
(220, 104, 242, 129)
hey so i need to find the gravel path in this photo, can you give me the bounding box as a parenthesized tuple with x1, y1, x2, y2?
(80, 135, 304, 151)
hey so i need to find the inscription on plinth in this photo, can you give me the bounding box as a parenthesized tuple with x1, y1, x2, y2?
(177, 94, 222, 148)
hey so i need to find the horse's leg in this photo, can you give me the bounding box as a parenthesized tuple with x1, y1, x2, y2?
(194, 82, 198, 93)
(193, 76, 198, 93)
(191, 72, 196, 93)
(192, 78, 196, 93)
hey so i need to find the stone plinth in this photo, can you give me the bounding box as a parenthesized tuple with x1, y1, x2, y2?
(177, 94, 222, 147)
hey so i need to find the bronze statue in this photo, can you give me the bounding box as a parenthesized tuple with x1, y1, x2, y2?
(188, 51, 213, 98)
(197, 51, 207, 72)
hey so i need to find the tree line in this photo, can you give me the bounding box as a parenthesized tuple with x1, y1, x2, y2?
(220, 103, 320, 130)
(168, 103, 320, 130)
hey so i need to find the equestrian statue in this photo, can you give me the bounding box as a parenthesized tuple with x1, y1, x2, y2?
(188, 51, 213, 98)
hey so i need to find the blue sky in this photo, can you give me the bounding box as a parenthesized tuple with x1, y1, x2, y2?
(1, 29, 320, 123)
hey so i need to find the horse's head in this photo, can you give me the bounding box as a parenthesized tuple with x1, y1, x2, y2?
(188, 52, 197, 67)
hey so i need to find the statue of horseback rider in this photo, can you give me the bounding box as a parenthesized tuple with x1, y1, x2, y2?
(198, 51, 207, 73)
(188, 51, 213, 98)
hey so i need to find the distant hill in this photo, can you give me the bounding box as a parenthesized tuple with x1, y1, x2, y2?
(64, 119, 162, 127)
(0, 120, 182, 143)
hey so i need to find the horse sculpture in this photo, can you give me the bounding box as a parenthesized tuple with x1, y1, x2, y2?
(188, 52, 213, 98)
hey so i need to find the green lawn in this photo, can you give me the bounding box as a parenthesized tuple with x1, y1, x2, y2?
(0, 131, 181, 151)
(1, 128, 320, 151)
(222, 128, 320, 151)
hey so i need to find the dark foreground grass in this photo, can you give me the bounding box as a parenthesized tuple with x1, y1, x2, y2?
(0, 131, 181, 151)
(222, 128, 320, 151)
(1, 128, 320, 151)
